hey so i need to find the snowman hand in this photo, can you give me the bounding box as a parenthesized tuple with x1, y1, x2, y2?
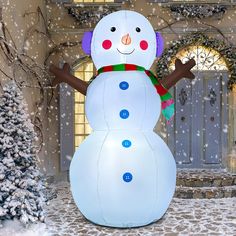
(175, 58, 196, 80)
(161, 58, 196, 90)
(49, 63, 88, 96)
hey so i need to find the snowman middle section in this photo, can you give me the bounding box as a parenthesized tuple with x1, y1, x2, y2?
(85, 71, 161, 131)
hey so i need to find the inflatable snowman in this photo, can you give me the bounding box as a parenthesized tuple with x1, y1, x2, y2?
(70, 10, 176, 228)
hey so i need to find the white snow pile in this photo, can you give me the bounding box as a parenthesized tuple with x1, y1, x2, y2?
(0, 219, 48, 236)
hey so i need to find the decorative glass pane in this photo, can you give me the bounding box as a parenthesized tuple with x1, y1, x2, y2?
(74, 0, 114, 2)
(74, 0, 93, 2)
(85, 125, 92, 134)
(74, 114, 84, 123)
(74, 72, 84, 80)
(74, 103, 84, 113)
(85, 72, 93, 81)
(85, 63, 94, 71)
(74, 92, 84, 102)
(74, 61, 94, 149)
(85, 116, 89, 123)
(75, 124, 85, 133)
(75, 136, 85, 147)
(79, 104, 85, 113)
(169, 45, 228, 71)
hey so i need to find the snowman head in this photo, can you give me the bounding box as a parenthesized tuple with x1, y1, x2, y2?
(82, 10, 164, 70)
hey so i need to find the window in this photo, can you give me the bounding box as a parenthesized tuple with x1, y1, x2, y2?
(148, 0, 231, 2)
(74, 0, 114, 2)
(74, 62, 94, 149)
(169, 45, 228, 71)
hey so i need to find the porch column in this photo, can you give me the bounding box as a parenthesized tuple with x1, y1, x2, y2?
(228, 85, 236, 173)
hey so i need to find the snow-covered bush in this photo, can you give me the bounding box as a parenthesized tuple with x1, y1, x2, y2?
(0, 81, 45, 225)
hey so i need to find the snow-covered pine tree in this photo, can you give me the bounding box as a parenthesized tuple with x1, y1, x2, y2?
(0, 81, 44, 224)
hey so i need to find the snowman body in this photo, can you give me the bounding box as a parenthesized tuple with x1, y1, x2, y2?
(70, 71, 176, 227)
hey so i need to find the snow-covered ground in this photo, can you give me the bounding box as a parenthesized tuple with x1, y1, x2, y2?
(0, 219, 48, 236)
(1, 181, 236, 236)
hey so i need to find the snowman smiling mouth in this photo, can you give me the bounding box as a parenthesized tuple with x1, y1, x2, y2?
(117, 48, 135, 55)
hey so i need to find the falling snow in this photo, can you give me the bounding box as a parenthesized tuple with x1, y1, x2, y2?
(0, 219, 48, 236)
(0, 0, 236, 234)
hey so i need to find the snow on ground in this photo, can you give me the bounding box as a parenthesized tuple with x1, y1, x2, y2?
(0, 219, 48, 236)
(44, 182, 236, 236)
(1, 181, 235, 236)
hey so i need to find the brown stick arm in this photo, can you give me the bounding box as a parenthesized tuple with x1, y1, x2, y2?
(161, 58, 196, 90)
(49, 63, 88, 96)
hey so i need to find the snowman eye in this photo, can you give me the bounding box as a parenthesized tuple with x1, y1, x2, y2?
(136, 27, 141, 32)
(110, 27, 116, 32)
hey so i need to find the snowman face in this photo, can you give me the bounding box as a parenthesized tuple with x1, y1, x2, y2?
(91, 10, 157, 70)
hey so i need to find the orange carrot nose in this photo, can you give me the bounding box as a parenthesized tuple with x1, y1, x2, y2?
(121, 34, 131, 45)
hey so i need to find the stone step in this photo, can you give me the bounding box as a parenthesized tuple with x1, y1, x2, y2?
(176, 169, 236, 187)
(174, 185, 236, 199)
(175, 169, 236, 198)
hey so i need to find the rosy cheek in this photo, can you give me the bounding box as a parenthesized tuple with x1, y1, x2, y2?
(140, 40, 148, 50)
(102, 40, 112, 50)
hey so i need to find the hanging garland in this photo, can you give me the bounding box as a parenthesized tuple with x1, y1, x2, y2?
(68, 5, 119, 26)
(170, 4, 227, 20)
(156, 32, 236, 90)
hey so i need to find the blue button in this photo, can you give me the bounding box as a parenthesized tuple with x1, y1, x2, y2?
(120, 109, 129, 119)
(123, 172, 133, 182)
(122, 140, 132, 148)
(119, 81, 129, 90)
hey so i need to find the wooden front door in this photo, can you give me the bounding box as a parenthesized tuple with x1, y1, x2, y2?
(167, 71, 228, 168)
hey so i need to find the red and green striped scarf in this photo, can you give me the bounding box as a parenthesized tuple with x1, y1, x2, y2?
(97, 63, 174, 122)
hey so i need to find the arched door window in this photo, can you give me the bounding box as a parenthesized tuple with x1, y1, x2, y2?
(74, 62, 94, 149)
(169, 45, 228, 71)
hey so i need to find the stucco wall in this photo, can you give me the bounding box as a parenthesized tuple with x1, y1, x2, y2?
(0, 0, 61, 177)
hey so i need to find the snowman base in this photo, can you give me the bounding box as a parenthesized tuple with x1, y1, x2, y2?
(83, 214, 163, 228)
(70, 130, 176, 228)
